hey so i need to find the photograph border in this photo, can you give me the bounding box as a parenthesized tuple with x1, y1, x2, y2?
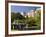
(5, 1, 45, 36)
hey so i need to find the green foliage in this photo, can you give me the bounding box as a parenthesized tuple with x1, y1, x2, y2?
(14, 13, 25, 20)
(11, 12, 25, 23)
(16, 20, 25, 23)
(11, 10, 41, 30)
(11, 12, 15, 23)
(34, 10, 41, 29)
(25, 10, 41, 28)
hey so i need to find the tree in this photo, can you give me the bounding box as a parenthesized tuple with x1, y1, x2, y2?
(14, 13, 25, 20)
(11, 12, 15, 23)
(34, 10, 41, 29)
(11, 12, 25, 23)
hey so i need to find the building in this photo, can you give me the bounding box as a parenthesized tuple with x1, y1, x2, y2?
(22, 10, 35, 18)
(23, 8, 41, 18)
(27, 10, 35, 17)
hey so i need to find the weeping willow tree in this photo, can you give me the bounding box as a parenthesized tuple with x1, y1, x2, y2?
(27, 9, 41, 30)
(34, 9, 41, 29)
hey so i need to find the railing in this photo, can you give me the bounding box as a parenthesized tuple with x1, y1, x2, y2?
(11, 24, 39, 30)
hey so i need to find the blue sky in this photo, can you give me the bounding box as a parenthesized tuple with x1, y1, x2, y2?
(11, 5, 40, 13)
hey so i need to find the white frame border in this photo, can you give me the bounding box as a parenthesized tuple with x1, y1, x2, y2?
(8, 3, 43, 34)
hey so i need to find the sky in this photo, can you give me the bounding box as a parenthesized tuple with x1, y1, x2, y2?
(11, 5, 41, 13)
